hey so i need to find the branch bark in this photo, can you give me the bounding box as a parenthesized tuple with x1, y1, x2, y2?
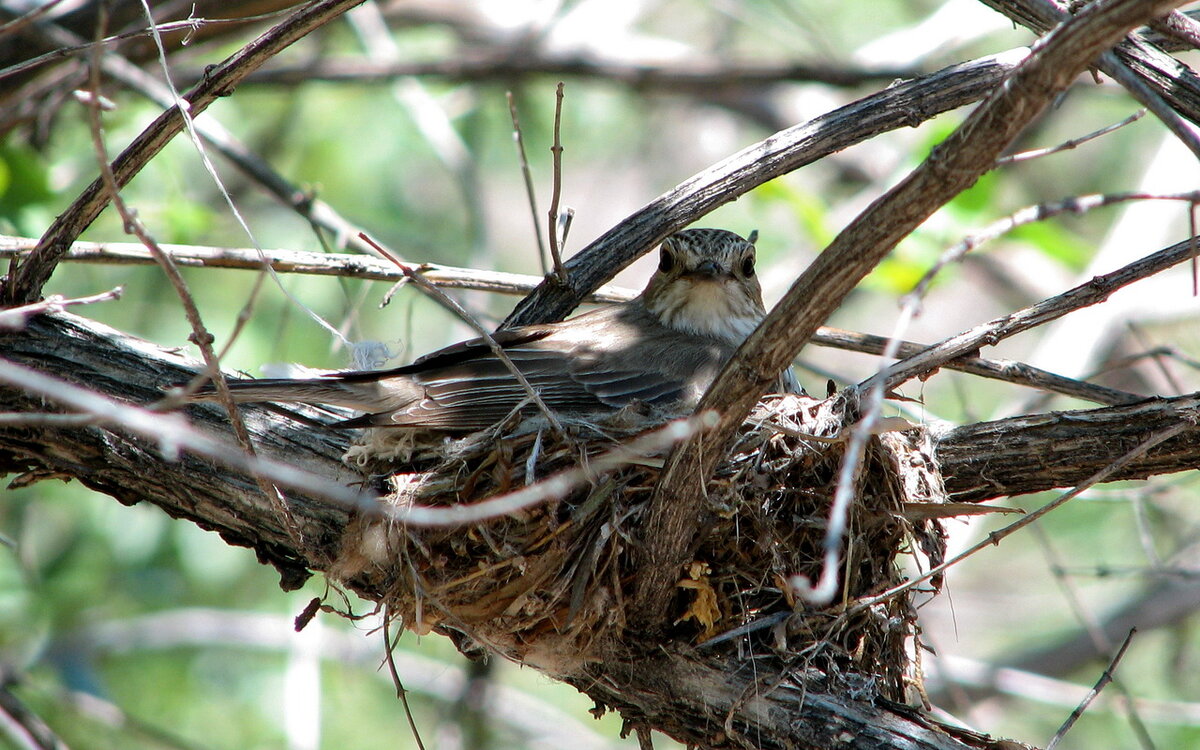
(2, 312, 1198, 749)
(633, 0, 1192, 628)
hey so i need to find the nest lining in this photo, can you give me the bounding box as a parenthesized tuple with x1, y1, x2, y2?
(331, 393, 947, 702)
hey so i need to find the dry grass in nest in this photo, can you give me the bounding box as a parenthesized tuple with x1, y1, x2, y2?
(331, 393, 947, 702)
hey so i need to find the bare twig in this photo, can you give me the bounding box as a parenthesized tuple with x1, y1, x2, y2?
(235, 55, 921, 90)
(1045, 629, 1138, 750)
(872, 234, 1200, 394)
(507, 91, 549, 274)
(0, 287, 122, 329)
(996, 109, 1146, 164)
(0, 236, 636, 303)
(546, 81, 569, 284)
(382, 616, 428, 750)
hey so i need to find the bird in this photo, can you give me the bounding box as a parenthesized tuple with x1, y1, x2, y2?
(189, 228, 801, 431)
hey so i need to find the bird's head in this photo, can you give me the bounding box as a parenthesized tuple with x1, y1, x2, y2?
(640, 228, 767, 345)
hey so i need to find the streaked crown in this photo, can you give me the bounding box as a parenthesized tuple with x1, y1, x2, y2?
(640, 228, 767, 345)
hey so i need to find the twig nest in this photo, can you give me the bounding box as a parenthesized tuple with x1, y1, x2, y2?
(332, 393, 947, 702)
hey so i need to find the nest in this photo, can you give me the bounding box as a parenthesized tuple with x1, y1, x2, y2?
(331, 393, 947, 703)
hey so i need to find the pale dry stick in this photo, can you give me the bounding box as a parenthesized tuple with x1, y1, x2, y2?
(382, 615, 428, 750)
(996, 109, 1146, 164)
(3, 0, 371, 306)
(874, 234, 1200, 395)
(1045, 629, 1138, 750)
(0, 237, 637, 303)
(0, 413, 97, 427)
(0, 237, 1144, 405)
(816, 327, 1141, 405)
(358, 232, 568, 438)
(83, 18, 305, 553)
(1032, 526, 1155, 749)
(546, 82, 569, 284)
(0, 358, 375, 509)
(639, 0, 1191, 620)
(793, 305, 918, 604)
(507, 91, 550, 275)
(847, 422, 1191, 610)
(0, 287, 122, 329)
(389, 413, 716, 527)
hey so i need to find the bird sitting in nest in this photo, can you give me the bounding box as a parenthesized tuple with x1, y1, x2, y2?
(187, 228, 802, 431)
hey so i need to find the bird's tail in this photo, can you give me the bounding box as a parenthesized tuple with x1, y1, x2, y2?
(186, 377, 398, 413)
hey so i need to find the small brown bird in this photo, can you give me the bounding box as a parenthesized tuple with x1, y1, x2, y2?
(194, 228, 800, 430)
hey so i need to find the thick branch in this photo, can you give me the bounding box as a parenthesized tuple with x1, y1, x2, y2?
(500, 49, 1027, 328)
(2, 312, 1198, 749)
(634, 0, 1191, 626)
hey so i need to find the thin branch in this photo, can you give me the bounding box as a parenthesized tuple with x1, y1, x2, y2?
(0, 287, 122, 329)
(873, 234, 1200, 394)
(1045, 629, 1138, 750)
(0, 236, 637, 303)
(232, 54, 921, 90)
(507, 91, 549, 275)
(382, 618, 428, 750)
(546, 81, 569, 284)
(996, 109, 1146, 164)
(633, 0, 1191, 626)
(501, 48, 1030, 328)
(855, 422, 1190, 609)
(815, 327, 1141, 405)
(2, 0, 370, 305)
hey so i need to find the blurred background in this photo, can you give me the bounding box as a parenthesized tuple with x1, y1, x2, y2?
(1, 0, 1199, 748)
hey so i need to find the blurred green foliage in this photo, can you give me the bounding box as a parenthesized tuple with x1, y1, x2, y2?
(2, 1, 1200, 749)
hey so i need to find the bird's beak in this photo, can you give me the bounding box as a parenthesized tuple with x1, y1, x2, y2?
(686, 260, 725, 279)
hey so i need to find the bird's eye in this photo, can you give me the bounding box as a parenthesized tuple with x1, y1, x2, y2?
(741, 255, 756, 277)
(658, 248, 675, 273)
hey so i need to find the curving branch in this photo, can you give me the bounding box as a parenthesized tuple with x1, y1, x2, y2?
(2, 311, 1199, 748)
(632, 0, 1194, 627)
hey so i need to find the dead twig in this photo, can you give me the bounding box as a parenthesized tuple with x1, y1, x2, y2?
(1045, 629, 1138, 750)
(0, 287, 123, 329)
(546, 82, 569, 284)
(507, 91, 549, 275)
